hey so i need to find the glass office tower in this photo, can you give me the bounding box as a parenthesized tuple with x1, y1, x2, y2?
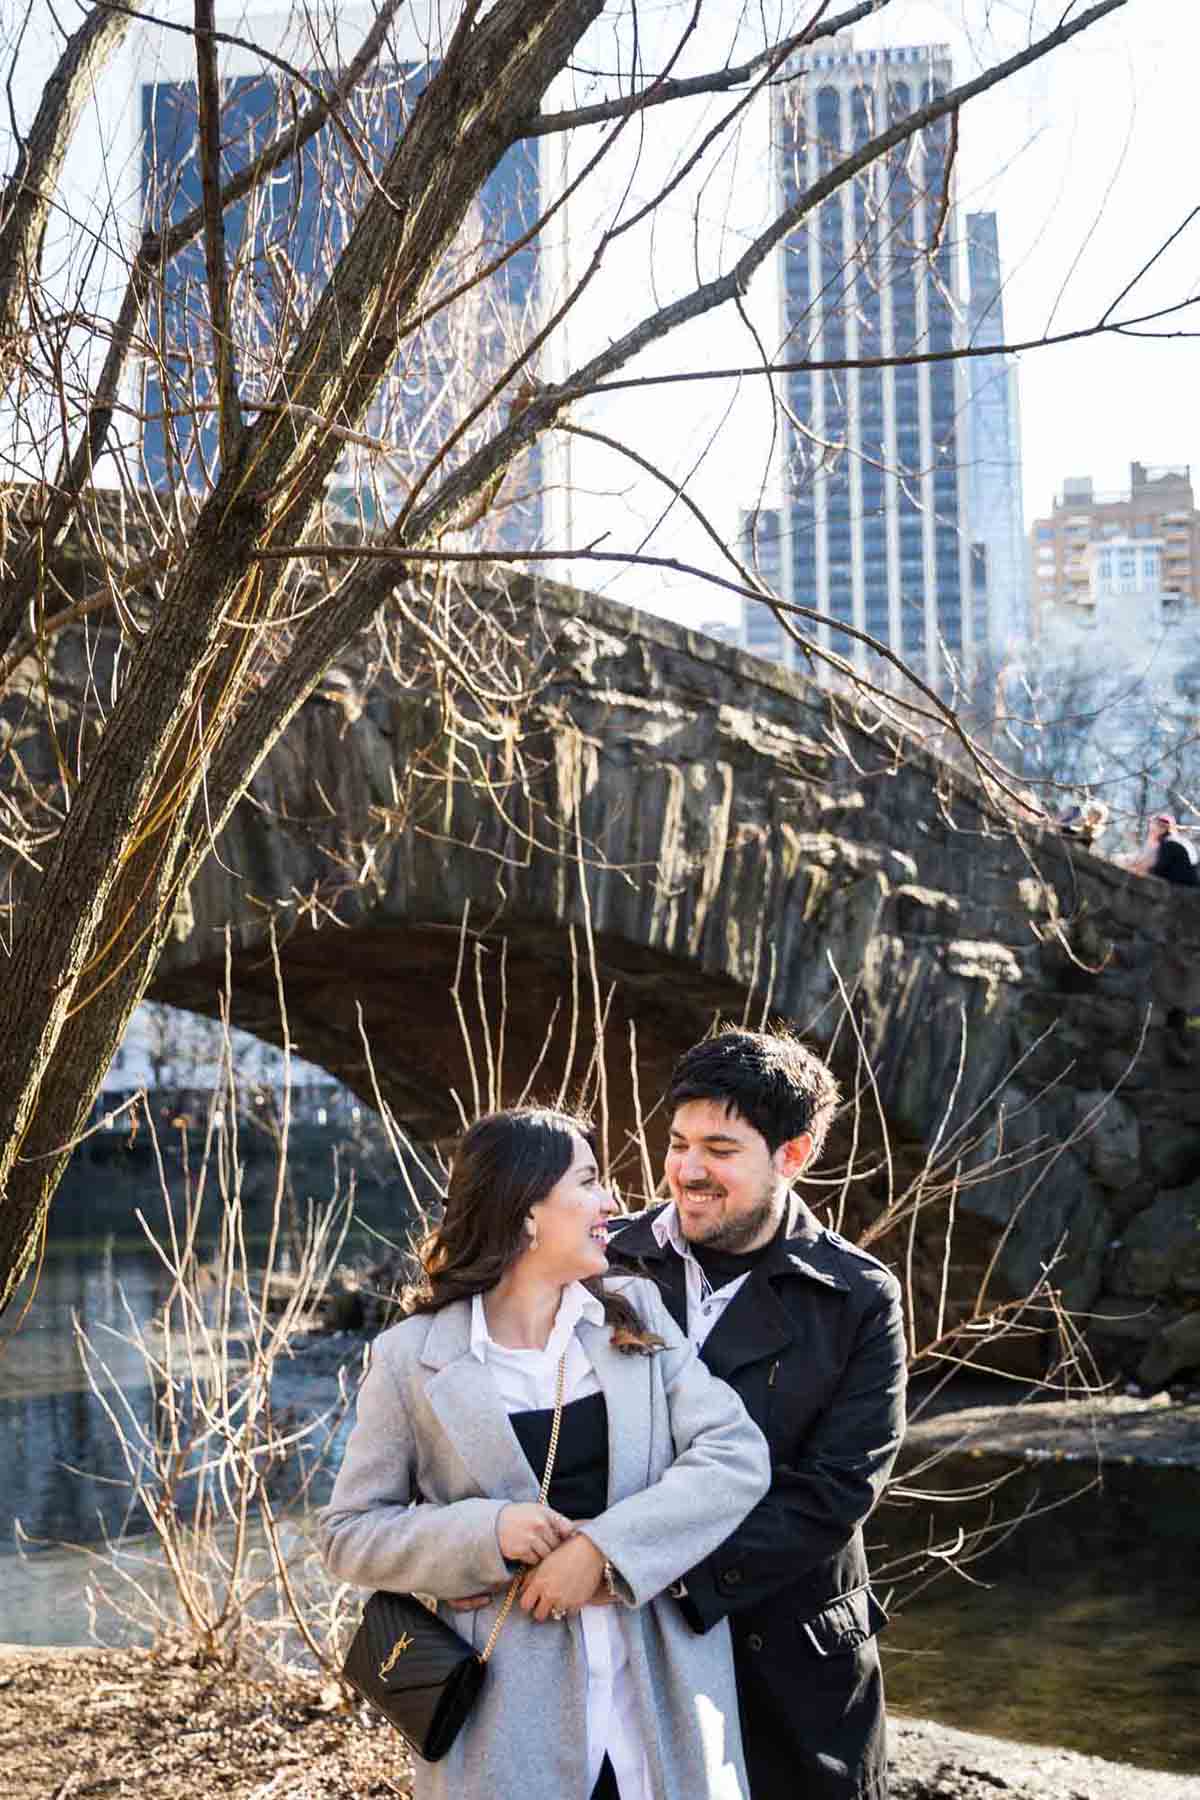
(764, 37, 974, 689)
(141, 59, 544, 546)
(965, 211, 1028, 662)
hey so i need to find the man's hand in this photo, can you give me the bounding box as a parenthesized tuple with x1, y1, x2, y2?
(519, 1531, 606, 1621)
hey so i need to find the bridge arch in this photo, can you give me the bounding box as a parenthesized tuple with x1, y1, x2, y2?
(148, 576, 1200, 1384)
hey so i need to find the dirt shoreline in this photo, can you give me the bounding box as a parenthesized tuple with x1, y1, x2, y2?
(0, 1647, 1192, 1800)
(888, 1714, 1193, 1799)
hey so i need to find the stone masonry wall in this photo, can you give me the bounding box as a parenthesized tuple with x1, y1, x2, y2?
(152, 574, 1200, 1387)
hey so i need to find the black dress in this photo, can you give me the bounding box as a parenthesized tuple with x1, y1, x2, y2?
(510, 1390, 609, 1518)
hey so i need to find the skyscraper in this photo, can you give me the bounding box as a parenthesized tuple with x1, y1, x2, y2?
(738, 506, 791, 660)
(755, 35, 973, 689)
(139, 31, 545, 546)
(965, 212, 1028, 662)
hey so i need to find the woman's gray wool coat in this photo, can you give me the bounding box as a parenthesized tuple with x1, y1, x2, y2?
(319, 1276, 771, 1800)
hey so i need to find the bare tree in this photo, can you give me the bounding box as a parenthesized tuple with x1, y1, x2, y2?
(0, 0, 1143, 1313)
(996, 644, 1200, 850)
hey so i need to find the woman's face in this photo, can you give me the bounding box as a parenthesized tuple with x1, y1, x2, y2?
(527, 1130, 617, 1282)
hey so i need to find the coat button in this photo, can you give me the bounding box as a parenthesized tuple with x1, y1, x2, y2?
(722, 1568, 742, 1587)
(746, 1633, 764, 1652)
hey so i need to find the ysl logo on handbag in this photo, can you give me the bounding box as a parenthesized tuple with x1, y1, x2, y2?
(378, 1633, 414, 1676)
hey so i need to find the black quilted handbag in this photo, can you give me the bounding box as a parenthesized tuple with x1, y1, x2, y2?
(341, 1353, 567, 1762)
(342, 1588, 485, 1761)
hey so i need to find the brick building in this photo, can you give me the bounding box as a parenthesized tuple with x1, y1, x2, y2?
(1030, 463, 1199, 627)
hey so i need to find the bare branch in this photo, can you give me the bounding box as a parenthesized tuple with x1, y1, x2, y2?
(578, 296, 1200, 399)
(0, 3, 132, 388)
(523, 0, 893, 138)
(926, 105, 958, 255)
(193, 0, 244, 464)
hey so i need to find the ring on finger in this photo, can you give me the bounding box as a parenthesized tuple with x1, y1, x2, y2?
(550, 1607, 567, 1621)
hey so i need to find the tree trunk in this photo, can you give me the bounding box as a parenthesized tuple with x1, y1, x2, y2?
(0, 0, 604, 1314)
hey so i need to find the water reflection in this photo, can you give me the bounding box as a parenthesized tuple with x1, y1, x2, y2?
(0, 1516, 330, 1653)
(0, 1224, 358, 1655)
(0, 1241, 175, 1557)
(0, 1234, 350, 1602)
(0, 1238, 169, 1400)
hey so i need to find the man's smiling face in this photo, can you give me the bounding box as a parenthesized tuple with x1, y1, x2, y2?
(665, 1099, 810, 1254)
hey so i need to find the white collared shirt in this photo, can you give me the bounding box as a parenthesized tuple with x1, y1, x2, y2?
(650, 1202, 753, 1349)
(469, 1279, 604, 1408)
(469, 1283, 650, 1800)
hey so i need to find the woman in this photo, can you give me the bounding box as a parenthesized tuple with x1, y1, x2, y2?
(319, 1107, 769, 1800)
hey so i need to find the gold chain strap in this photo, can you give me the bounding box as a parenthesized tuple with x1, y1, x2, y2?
(478, 1350, 567, 1664)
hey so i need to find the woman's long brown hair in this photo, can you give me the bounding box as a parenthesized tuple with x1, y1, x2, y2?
(404, 1108, 663, 1355)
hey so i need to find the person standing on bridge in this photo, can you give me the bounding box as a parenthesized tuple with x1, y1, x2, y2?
(1130, 813, 1200, 1063)
(606, 1028, 907, 1800)
(1130, 812, 1198, 886)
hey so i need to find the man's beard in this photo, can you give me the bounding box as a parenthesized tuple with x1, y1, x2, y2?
(680, 1179, 781, 1253)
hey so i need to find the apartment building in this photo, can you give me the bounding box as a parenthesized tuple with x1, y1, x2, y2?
(964, 212, 1028, 662)
(1030, 464, 1199, 625)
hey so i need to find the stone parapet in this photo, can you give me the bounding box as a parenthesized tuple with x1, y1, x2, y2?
(125, 571, 1200, 1385)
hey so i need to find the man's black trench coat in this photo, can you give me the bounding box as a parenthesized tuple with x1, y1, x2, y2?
(608, 1198, 906, 1800)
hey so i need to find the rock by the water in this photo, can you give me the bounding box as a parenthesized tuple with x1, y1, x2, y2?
(1109, 1182, 1200, 1297)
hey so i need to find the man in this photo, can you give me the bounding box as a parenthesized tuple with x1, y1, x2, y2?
(607, 1027, 906, 1800)
(1131, 812, 1198, 886)
(1130, 813, 1200, 1062)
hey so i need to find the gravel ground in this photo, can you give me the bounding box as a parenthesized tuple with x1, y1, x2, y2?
(0, 1648, 1192, 1800)
(888, 1715, 1195, 1799)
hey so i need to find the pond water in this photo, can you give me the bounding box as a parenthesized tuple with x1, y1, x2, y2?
(1, 1233, 1197, 1776)
(876, 1454, 1200, 1777)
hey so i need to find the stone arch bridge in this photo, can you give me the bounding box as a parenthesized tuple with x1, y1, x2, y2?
(150, 577, 1200, 1384)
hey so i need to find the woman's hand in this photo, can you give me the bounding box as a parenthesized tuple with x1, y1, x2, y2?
(496, 1502, 573, 1565)
(519, 1531, 606, 1621)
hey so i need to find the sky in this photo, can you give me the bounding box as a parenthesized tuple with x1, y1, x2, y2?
(2, 0, 1196, 628)
(550, 0, 1200, 622)
(894, 0, 1198, 523)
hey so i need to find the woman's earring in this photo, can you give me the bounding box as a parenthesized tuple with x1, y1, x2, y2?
(525, 1218, 539, 1253)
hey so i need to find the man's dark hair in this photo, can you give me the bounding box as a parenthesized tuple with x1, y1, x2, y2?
(667, 1027, 841, 1161)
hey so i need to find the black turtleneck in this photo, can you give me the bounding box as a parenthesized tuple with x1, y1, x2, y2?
(690, 1207, 788, 1290)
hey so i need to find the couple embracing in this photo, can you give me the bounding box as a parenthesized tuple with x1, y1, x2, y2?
(321, 1028, 907, 1800)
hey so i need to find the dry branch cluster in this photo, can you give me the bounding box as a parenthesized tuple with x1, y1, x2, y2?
(42, 929, 1098, 1682)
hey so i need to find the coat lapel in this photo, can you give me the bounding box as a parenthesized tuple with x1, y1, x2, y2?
(607, 1207, 688, 1333)
(695, 1200, 851, 1383)
(420, 1303, 543, 1505)
(698, 1265, 796, 1381)
(577, 1316, 653, 1506)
